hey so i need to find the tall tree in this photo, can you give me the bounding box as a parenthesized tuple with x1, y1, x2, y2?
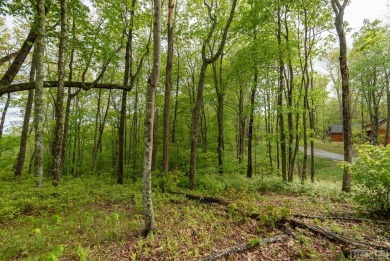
(331, 0, 352, 192)
(34, 0, 46, 187)
(51, 0, 67, 186)
(162, 0, 176, 173)
(142, 0, 161, 237)
(189, 0, 237, 189)
(14, 52, 36, 178)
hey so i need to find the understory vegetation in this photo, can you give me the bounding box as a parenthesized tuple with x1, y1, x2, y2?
(1, 153, 389, 260)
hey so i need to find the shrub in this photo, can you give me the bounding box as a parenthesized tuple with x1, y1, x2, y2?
(345, 145, 390, 215)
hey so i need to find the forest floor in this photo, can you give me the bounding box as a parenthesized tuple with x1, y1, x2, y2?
(1, 157, 389, 260)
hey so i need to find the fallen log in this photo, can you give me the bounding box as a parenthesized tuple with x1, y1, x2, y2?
(199, 234, 288, 261)
(288, 219, 390, 251)
(292, 214, 390, 225)
(170, 191, 231, 206)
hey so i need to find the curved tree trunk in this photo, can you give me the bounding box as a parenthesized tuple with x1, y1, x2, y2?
(331, 0, 352, 192)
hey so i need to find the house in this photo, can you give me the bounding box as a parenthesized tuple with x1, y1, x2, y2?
(329, 124, 343, 142)
(328, 123, 363, 142)
(364, 119, 390, 144)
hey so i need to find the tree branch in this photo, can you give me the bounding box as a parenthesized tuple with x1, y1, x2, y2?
(0, 81, 128, 96)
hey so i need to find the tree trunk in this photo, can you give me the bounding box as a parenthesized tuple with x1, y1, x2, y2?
(277, 3, 287, 181)
(118, 90, 127, 184)
(92, 90, 102, 172)
(51, 0, 67, 187)
(237, 85, 245, 164)
(62, 17, 76, 177)
(34, 0, 46, 187)
(309, 55, 315, 182)
(162, 0, 175, 173)
(385, 70, 389, 146)
(0, 18, 41, 89)
(331, 0, 352, 193)
(142, 0, 161, 237)
(14, 49, 37, 178)
(302, 9, 309, 184)
(151, 108, 158, 171)
(171, 49, 180, 144)
(212, 58, 225, 175)
(247, 68, 257, 178)
(0, 93, 10, 142)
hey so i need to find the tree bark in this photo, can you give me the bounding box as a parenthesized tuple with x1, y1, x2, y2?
(0, 81, 128, 96)
(237, 85, 245, 164)
(247, 68, 257, 178)
(385, 70, 389, 146)
(200, 234, 288, 261)
(0, 93, 10, 142)
(0, 51, 19, 66)
(277, 3, 287, 181)
(62, 16, 76, 176)
(162, 0, 176, 173)
(51, 0, 67, 187)
(142, 0, 161, 237)
(171, 49, 180, 144)
(151, 108, 158, 171)
(212, 56, 225, 175)
(0, 24, 38, 89)
(331, 0, 352, 192)
(14, 49, 37, 178)
(34, 0, 46, 187)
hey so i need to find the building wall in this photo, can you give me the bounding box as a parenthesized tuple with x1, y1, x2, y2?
(332, 133, 343, 142)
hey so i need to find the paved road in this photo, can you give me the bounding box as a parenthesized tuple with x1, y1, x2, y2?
(299, 146, 356, 162)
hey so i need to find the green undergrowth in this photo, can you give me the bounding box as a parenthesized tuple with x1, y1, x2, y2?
(0, 175, 143, 260)
(0, 156, 353, 260)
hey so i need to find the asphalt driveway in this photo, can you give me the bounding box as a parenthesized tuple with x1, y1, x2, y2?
(299, 146, 356, 162)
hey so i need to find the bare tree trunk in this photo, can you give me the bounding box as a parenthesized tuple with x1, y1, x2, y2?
(118, 90, 127, 184)
(0, 93, 10, 142)
(34, 0, 46, 187)
(331, 0, 352, 192)
(162, 0, 176, 173)
(92, 90, 102, 172)
(151, 108, 158, 171)
(212, 57, 225, 175)
(131, 83, 139, 178)
(142, 0, 161, 237)
(171, 50, 180, 144)
(283, 7, 294, 182)
(62, 16, 77, 176)
(277, 3, 287, 181)
(52, 0, 67, 186)
(0, 17, 41, 89)
(237, 86, 245, 164)
(309, 55, 315, 182)
(247, 68, 257, 178)
(385, 70, 389, 146)
(14, 49, 37, 178)
(302, 9, 309, 184)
